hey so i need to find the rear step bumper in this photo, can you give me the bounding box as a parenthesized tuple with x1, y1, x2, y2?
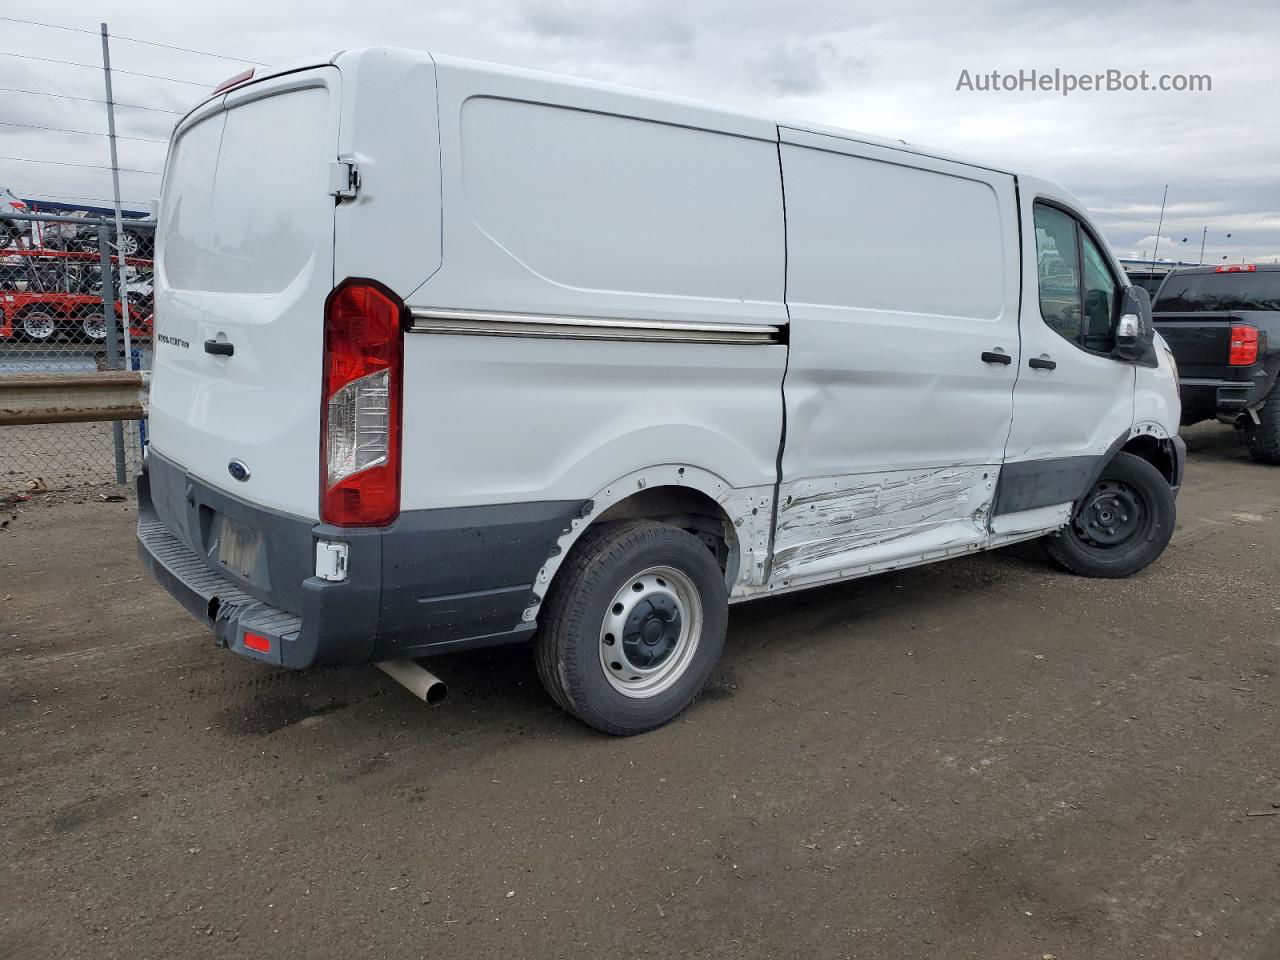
(136, 470, 377, 668)
(136, 453, 584, 668)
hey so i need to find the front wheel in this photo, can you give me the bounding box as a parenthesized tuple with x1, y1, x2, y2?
(1042, 451, 1175, 578)
(535, 520, 728, 735)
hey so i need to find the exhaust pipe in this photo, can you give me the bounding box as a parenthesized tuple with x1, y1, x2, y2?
(376, 659, 448, 705)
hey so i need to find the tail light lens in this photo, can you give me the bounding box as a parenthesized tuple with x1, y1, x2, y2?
(321, 280, 403, 526)
(1228, 324, 1259, 366)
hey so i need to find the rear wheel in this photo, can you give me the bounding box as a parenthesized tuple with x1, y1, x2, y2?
(18, 309, 58, 342)
(1042, 452, 1175, 578)
(535, 520, 728, 736)
(1244, 382, 1280, 465)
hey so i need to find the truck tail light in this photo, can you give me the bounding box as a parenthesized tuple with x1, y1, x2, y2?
(321, 280, 403, 526)
(1228, 324, 1259, 366)
(1216, 264, 1256, 273)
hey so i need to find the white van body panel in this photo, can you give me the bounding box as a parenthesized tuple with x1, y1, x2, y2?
(1134, 333, 1182, 432)
(150, 67, 342, 518)
(1006, 175, 1137, 466)
(397, 53, 788, 516)
(398, 335, 786, 511)
(415, 55, 786, 326)
(773, 129, 1022, 584)
(332, 48, 442, 299)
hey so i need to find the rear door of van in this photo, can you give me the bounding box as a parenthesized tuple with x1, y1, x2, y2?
(149, 66, 341, 519)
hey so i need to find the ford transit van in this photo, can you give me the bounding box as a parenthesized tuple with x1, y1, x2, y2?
(137, 48, 1184, 734)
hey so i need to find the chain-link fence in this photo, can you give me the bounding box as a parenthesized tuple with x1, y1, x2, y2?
(1, 212, 153, 496)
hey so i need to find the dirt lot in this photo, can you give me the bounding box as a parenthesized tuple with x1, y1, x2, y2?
(2, 422, 1278, 960)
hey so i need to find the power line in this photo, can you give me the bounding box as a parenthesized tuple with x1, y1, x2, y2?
(0, 155, 162, 176)
(0, 15, 268, 66)
(0, 49, 213, 87)
(0, 87, 181, 114)
(0, 118, 168, 143)
(19, 193, 151, 206)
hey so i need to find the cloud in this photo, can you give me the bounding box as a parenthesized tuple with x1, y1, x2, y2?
(2, 0, 1275, 260)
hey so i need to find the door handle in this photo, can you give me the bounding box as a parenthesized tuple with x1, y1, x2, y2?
(1028, 356, 1057, 371)
(204, 339, 234, 357)
(980, 350, 1012, 365)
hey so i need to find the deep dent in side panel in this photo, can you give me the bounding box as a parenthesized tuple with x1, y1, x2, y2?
(770, 465, 996, 581)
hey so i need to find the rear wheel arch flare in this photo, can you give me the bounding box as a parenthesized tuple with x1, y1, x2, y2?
(525, 466, 773, 626)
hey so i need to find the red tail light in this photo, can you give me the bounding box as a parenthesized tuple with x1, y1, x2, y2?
(1215, 264, 1256, 273)
(1229, 324, 1259, 366)
(321, 280, 403, 526)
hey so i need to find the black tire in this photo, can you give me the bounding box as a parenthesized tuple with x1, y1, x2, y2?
(1042, 452, 1175, 578)
(535, 519, 728, 736)
(1244, 382, 1280, 465)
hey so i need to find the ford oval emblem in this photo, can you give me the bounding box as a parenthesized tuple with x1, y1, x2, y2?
(227, 459, 251, 483)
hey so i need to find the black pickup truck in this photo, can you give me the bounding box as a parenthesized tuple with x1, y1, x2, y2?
(1153, 264, 1280, 464)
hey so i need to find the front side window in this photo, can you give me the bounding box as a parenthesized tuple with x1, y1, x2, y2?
(1034, 202, 1121, 353)
(1082, 234, 1119, 351)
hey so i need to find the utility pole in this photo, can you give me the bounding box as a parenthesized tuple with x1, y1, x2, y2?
(1150, 185, 1168, 272)
(1198, 226, 1207, 266)
(100, 23, 133, 366)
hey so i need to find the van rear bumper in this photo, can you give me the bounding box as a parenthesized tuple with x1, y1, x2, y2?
(136, 453, 584, 669)
(136, 465, 387, 668)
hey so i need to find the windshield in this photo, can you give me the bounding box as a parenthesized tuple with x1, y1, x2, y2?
(1154, 271, 1280, 312)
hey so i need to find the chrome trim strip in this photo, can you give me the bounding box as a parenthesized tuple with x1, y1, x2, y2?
(407, 308, 782, 345)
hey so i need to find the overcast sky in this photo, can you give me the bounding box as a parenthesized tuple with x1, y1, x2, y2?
(5, 0, 1278, 263)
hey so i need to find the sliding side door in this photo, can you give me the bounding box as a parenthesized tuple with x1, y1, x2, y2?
(773, 130, 1021, 588)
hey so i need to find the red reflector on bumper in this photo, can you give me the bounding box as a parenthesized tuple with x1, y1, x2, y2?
(243, 631, 271, 653)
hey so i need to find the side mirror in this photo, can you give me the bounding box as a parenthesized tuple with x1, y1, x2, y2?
(1113, 285, 1157, 366)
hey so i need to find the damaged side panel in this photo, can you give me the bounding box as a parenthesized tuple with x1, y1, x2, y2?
(768, 465, 998, 584)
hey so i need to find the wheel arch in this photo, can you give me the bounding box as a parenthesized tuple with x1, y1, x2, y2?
(524, 465, 774, 629)
(1121, 435, 1177, 486)
(1120, 421, 1180, 486)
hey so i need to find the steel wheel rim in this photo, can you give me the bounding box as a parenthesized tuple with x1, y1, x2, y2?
(1074, 480, 1146, 548)
(599, 565, 702, 699)
(81, 313, 107, 340)
(22, 312, 56, 340)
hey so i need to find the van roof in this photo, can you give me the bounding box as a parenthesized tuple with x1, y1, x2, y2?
(198, 46, 1057, 194)
(420, 48, 1021, 177)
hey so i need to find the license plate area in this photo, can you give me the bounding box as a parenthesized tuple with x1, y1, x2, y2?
(215, 515, 262, 580)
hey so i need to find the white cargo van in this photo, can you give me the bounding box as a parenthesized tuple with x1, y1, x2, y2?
(138, 48, 1185, 734)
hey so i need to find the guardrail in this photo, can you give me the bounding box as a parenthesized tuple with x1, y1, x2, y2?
(2, 211, 154, 486)
(0, 371, 149, 426)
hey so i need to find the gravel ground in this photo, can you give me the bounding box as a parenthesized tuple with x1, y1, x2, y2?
(1, 422, 1278, 960)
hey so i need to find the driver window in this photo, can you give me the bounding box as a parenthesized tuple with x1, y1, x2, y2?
(1033, 205, 1082, 342)
(1081, 234, 1119, 352)
(1034, 202, 1121, 354)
